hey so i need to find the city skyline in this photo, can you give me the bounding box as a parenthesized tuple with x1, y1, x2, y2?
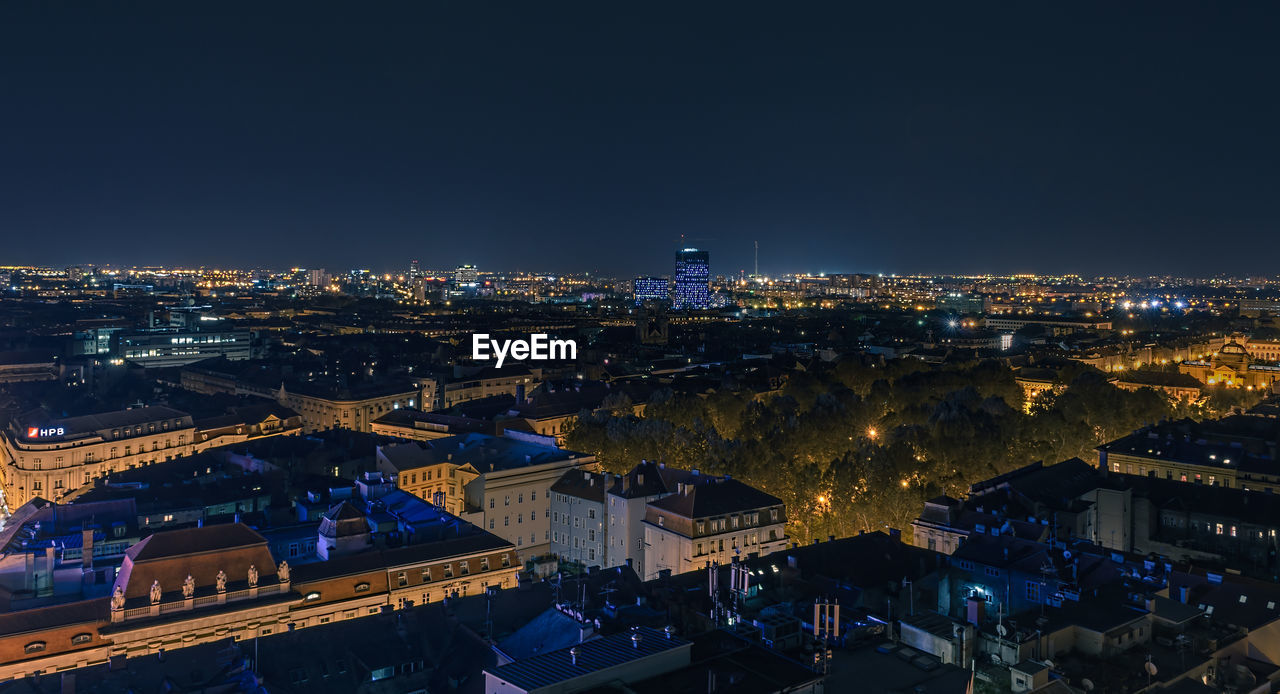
(3, 3, 1280, 275)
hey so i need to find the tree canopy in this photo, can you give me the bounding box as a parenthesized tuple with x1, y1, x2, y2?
(567, 358, 1190, 544)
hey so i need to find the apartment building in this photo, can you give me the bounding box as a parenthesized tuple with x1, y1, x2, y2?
(642, 474, 788, 580)
(374, 431, 597, 560)
(549, 469, 608, 567)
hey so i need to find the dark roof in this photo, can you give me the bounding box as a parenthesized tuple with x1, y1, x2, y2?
(607, 460, 696, 499)
(486, 626, 690, 691)
(1114, 370, 1203, 388)
(291, 529, 514, 582)
(371, 407, 488, 434)
(647, 476, 782, 519)
(620, 629, 823, 694)
(319, 501, 370, 539)
(17, 405, 192, 433)
(377, 433, 588, 474)
(0, 598, 109, 637)
(551, 468, 609, 503)
(125, 522, 266, 562)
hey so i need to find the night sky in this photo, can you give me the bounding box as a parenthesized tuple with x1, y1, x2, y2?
(2, 3, 1278, 277)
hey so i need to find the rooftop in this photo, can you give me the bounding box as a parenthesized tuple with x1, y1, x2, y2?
(377, 433, 588, 474)
(486, 626, 690, 691)
(647, 475, 782, 519)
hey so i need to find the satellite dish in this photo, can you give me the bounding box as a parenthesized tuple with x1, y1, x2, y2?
(997, 624, 1008, 637)
(1145, 661, 1159, 675)
(1044, 660, 1055, 669)
(1063, 550, 1072, 560)
(1082, 678, 1095, 691)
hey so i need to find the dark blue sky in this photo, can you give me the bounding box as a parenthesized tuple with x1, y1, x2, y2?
(2, 2, 1277, 277)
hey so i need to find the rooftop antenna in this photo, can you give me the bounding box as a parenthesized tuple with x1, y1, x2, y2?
(754, 241, 759, 278)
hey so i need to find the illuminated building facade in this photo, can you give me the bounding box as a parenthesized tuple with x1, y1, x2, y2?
(1, 406, 303, 509)
(1179, 341, 1280, 392)
(671, 249, 710, 310)
(1, 407, 198, 509)
(632, 276, 668, 305)
(113, 330, 252, 367)
(273, 382, 421, 434)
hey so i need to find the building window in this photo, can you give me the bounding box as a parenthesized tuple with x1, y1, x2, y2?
(1026, 581, 1040, 602)
(443, 564, 453, 578)
(398, 572, 407, 587)
(481, 557, 490, 571)
(502, 553, 511, 567)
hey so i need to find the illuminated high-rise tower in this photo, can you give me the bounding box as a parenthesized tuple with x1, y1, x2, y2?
(672, 248, 710, 310)
(633, 276, 668, 305)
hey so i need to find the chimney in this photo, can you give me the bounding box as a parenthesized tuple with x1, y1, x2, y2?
(81, 528, 94, 570)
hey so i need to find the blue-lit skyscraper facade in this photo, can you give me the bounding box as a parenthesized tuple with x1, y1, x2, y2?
(633, 276, 668, 305)
(672, 249, 710, 310)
